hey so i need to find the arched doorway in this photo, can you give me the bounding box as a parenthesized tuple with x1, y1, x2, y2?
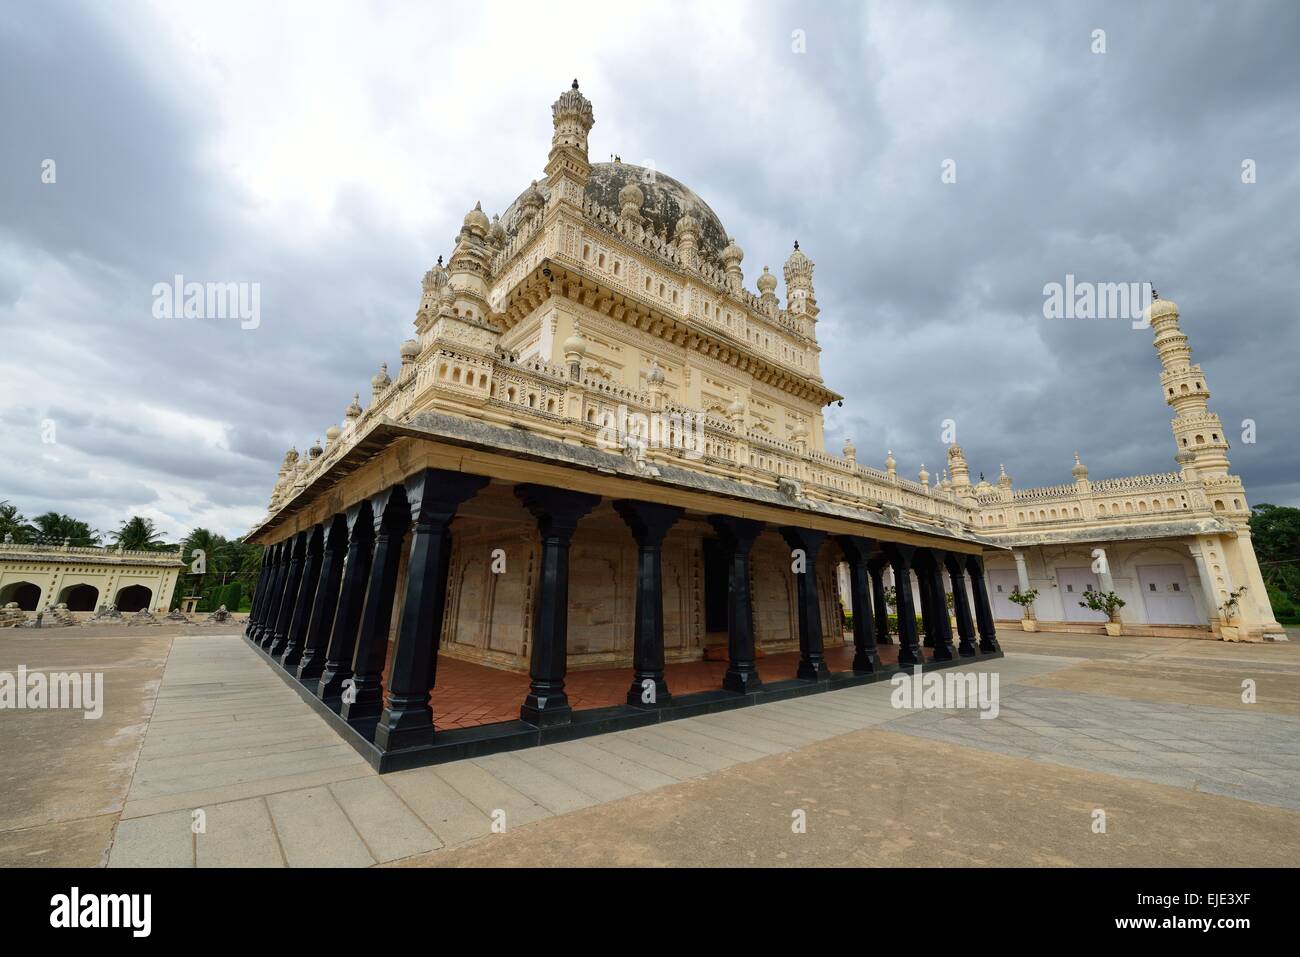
(0, 581, 42, 611)
(58, 583, 100, 612)
(115, 585, 153, 614)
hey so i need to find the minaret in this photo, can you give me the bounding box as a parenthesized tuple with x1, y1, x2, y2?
(783, 240, 818, 324)
(946, 443, 972, 489)
(545, 79, 595, 206)
(1149, 292, 1230, 478)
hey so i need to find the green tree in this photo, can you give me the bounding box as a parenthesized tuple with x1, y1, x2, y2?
(111, 516, 168, 551)
(31, 512, 100, 546)
(1250, 504, 1300, 616)
(0, 501, 34, 543)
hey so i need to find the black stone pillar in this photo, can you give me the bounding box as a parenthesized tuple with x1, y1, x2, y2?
(317, 501, 375, 708)
(614, 500, 684, 707)
(917, 549, 956, 661)
(245, 551, 270, 638)
(374, 470, 488, 752)
(253, 543, 286, 645)
(516, 484, 600, 727)
(867, 556, 892, 646)
(296, 514, 347, 684)
(280, 524, 324, 670)
(258, 542, 292, 648)
(268, 531, 308, 658)
(837, 536, 880, 673)
(965, 554, 1002, 653)
(780, 526, 830, 681)
(944, 553, 978, 657)
(341, 486, 412, 727)
(884, 543, 924, 668)
(917, 556, 937, 650)
(249, 546, 280, 642)
(708, 515, 764, 693)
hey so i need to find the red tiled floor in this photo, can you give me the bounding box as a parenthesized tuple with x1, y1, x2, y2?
(385, 636, 918, 732)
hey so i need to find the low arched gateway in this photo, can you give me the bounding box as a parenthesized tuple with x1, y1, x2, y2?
(58, 583, 99, 612)
(115, 584, 153, 613)
(0, 580, 42, 611)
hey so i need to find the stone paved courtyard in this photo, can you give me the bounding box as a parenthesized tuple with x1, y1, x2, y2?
(1, 627, 1297, 866)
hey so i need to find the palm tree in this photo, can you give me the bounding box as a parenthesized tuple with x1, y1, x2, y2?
(181, 527, 226, 607)
(112, 516, 167, 551)
(0, 501, 34, 543)
(31, 512, 100, 546)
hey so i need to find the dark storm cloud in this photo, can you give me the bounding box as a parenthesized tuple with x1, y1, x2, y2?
(1, 0, 1297, 541)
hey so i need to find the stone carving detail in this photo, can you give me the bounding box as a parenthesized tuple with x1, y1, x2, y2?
(202, 605, 232, 625)
(89, 603, 123, 623)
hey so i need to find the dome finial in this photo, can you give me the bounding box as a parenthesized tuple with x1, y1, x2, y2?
(793, 239, 800, 251)
(1151, 285, 1159, 300)
(572, 78, 579, 90)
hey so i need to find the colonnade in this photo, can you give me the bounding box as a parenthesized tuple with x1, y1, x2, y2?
(245, 467, 1002, 755)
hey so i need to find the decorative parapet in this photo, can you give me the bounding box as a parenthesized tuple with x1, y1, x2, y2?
(268, 336, 979, 531)
(1089, 471, 1183, 492)
(0, 542, 186, 566)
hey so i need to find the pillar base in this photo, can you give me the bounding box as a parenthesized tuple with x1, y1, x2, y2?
(627, 677, 671, 707)
(374, 721, 435, 753)
(373, 694, 435, 751)
(296, 654, 325, 684)
(723, 667, 762, 694)
(797, 658, 831, 682)
(521, 692, 571, 727)
(852, 650, 881, 674)
(340, 676, 384, 724)
(316, 667, 351, 709)
(929, 641, 956, 662)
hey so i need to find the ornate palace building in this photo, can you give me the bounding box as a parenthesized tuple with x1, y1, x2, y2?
(0, 541, 183, 618)
(243, 82, 1280, 769)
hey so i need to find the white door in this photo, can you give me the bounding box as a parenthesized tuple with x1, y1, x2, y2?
(988, 569, 1020, 620)
(1137, 564, 1201, 626)
(1058, 566, 1106, 622)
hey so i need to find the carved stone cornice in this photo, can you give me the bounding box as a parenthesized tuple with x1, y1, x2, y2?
(496, 259, 841, 407)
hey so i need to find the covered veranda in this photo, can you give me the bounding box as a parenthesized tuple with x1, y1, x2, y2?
(243, 418, 1004, 770)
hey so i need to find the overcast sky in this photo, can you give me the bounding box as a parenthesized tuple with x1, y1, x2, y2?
(2, 0, 1298, 542)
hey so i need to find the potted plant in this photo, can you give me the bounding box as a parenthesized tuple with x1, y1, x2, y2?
(1218, 586, 1247, 642)
(1008, 586, 1039, 631)
(1079, 586, 1126, 636)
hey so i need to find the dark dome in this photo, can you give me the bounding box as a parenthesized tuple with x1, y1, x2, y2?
(502, 162, 731, 260)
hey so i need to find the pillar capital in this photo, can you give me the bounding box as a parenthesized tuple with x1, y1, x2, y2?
(516, 484, 601, 540)
(708, 514, 764, 550)
(406, 469, 491, 525)
(614, 499, 685, 546)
